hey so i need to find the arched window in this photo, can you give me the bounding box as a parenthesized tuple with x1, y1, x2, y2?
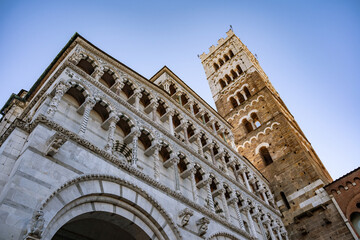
(350, 212, 360, 236)
(229, 50, 234, 58)
(224, 54, 230, 62)
(244, 86, 251, 98)
(236, 65, 243, 75)
(121, 81, 134, 99)
(169, 83, 177, 96)
(213, 63, 219, 71)
(177, 156, 188, 173)
(225, 75, 232, 84)
(237, 92, 245, 104)
(159, 145, 171, 162)
(77, 58, 95, 75)
(187, 124, 195, 139)
(172, 113, 181, 128)
(138, 130, 152, 150)
(259, 147, 273, 166)
(250, 113, 261, 128)
(116, 116, 132, 137)
(200, 134, 207, 147)
(219, 59, 224, 66)
(140, 90, 151, 108)
(181, 94, 188, 106)
(99, 70, 116, 88)
(92, 101, 110, 123)
(64, 86, 86, 107)
(230, 97, 238, 108)
(156, 100, 166, 117)
(230, 70, 238, 80)
(242, 119, 253, 133)
(219, 79, 227, 89)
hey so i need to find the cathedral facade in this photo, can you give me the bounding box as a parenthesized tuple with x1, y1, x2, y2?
(0, 30, 356, 240)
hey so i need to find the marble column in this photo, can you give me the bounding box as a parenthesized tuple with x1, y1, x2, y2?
(244, 205, 257, 237)
(172, 158, 180, 192)
(219, 188, 230, 220)
(134, 89, 142, 110)
(197, 135, 204, 156)
(168, 111, 174, 135)
(46, 82, 70, 118)
(231, 198, 245, 230)
(190, 168, 199, 203)
(104, 114, 120, 153)
(92, 66, 104, 81)
(79, 98, 96, 136)
(263, 216, 276, 240)
(153, 145, 161, 181)
(205, 178, 215, 213)
(131, 131, 141, 166)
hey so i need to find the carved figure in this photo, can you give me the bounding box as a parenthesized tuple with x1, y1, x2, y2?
(196, 217, 210, 236)
(178, 208, 194, 227)
(25, 210, 45, 239)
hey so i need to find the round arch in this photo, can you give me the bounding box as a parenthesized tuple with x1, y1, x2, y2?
(34, 174, 182, 240)
(207, 231, 240, 240)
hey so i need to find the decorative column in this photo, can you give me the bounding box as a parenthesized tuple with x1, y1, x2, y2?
(134, 89, 142, 110)
(219, 188, 230, 220)
(263, 215, 276, 240)
(253, 209, 267, 240)
(205, 178, 215, 213)
(104, 114, 120, 153)
(153, 145, 161, 181)
(172, 158, 180, 192)
(92, 66, 104, 81)
(280, 225, 289, 240)
(221, 154, 229, 175)
(190, 168, 199, 203)
(259, 186, 269, 204)
(229, 134, 236, 149)
(131, 131, 141, 166)
(244, 205, 257, 237)
(230, 197, 245, 230)
(79, 98, 96, 136)
(196, 135, 204, 156)
(168, 111, 175, 135)
(152, 102, 159, 122)
(240, 169, 252, 192)
(274, 223, 282, 240)
(188, 100, 194, 116)
(46, 82, 70, 118)
(183, 123, 190, 144)
(211, 121, 217, 134)
(209, 143, 216, 165)
(113, 78, 125, 95)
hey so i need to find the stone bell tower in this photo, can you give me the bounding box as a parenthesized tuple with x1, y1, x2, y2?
(200, 30, 352, 239)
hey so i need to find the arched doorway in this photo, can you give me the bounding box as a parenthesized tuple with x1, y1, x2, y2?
(29, 175, 181, 240)
(53, 211, 149, 240)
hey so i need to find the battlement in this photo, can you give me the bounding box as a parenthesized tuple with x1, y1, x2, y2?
(199, 29, 235, 62)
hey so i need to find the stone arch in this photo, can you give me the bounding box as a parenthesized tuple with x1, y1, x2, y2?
(37, 174, 182, 240)
(62, 79, 92, 102)
(207, 231, 240, 240)
(74, 52, 100, 76)
(255, 142, 270, 155)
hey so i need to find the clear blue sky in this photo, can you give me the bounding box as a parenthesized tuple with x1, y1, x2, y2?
(0, 0, 359, 180)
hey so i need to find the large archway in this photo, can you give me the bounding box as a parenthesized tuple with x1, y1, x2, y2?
(31, 174, 181, 240)
(53, 211, 149, 240)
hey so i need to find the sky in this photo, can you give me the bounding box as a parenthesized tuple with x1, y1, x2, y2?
(0, 0, 359, 180)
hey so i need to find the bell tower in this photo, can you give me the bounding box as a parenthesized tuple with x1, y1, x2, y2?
(200, 30, 344, 239)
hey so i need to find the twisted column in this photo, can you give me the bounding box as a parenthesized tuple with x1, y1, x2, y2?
(205, 178, 215, 213)
(104, 114, 120, 153)
(230, 197, 245, 230)
(79, 98, 96, 136)
(46, 82, 70, 118)
(196, 135, 204, 156)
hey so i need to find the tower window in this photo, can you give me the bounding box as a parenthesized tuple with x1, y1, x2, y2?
(219, 79, 227, 89)
(259, 147, 273, 166)
(250, 113, 261, 128)
(219, 59, 224, 66)
(242, 119, 253, 133)
(230, 97, 238, 108)
(213, 63, 219, 71)
(237, 92, 245, 104)
(231, 70, 238, 80)
(224, 54, 230, 62)
(225, 75, 232, 84)
(244, 86, 251, 98)
(229, 50, 234, 58)
(236, 65, 243, 75)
